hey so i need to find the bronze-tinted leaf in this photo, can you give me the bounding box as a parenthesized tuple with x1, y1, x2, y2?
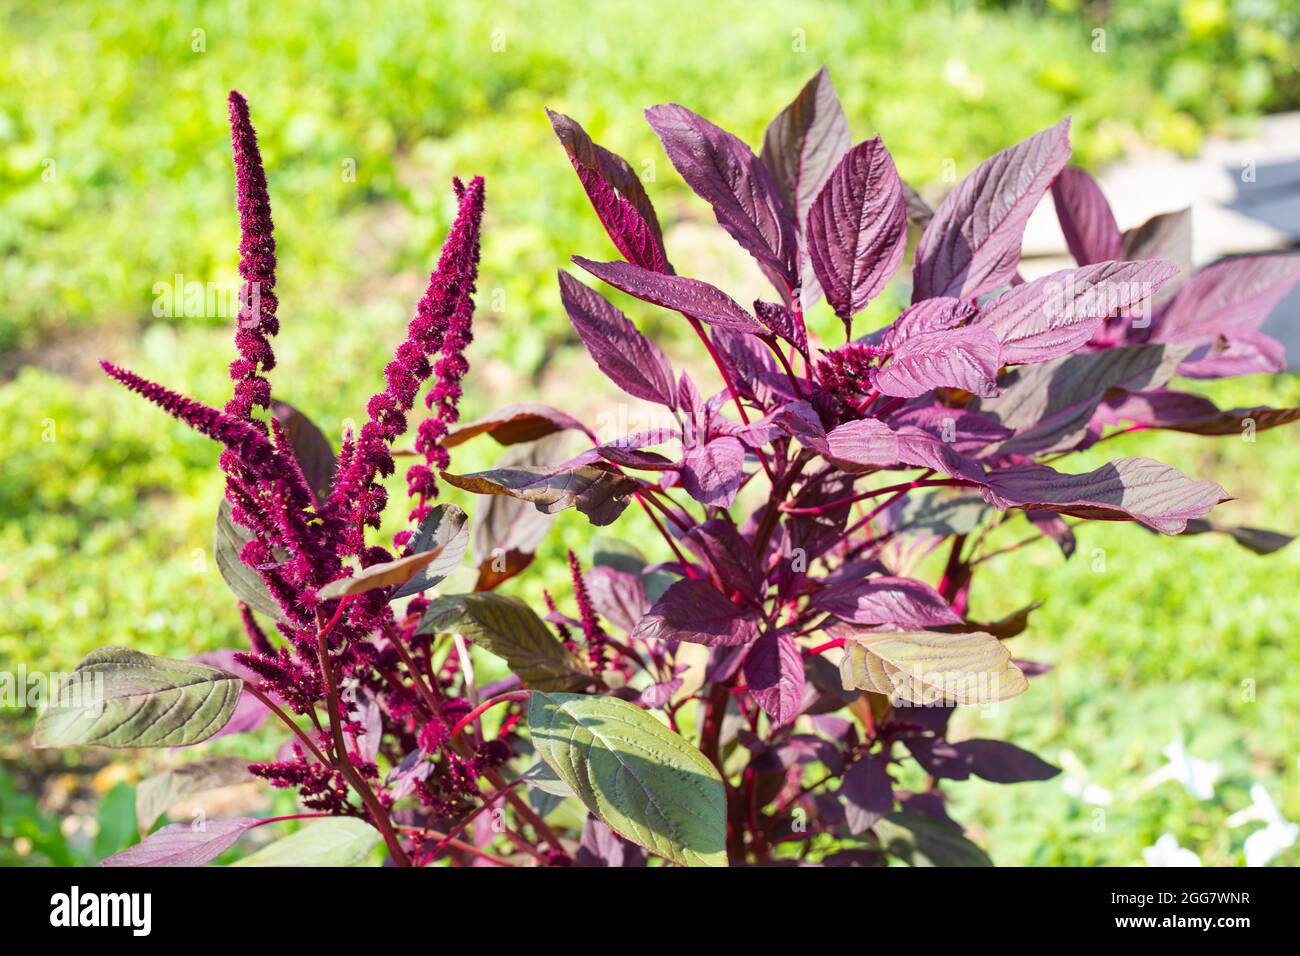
(442, 403, 592, 449)
(443, 464, 642, 527)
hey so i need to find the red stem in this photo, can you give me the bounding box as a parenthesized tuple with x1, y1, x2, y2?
(686, 314, 777, 484)
(416, 778, 527, 866)
(781, 474, 955, 515)
(315, 628, 413, 867)
(448, 690, 530, 739)
(801, 637, 845, 658)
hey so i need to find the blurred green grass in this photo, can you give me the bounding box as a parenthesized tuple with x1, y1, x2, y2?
(3, 0, 1299, 866)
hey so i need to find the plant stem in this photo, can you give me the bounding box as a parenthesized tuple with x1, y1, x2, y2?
(397, 825, 517, 867)
(780, 474, 954, 515)
(801, 637, 845, 658)
(315, 628, 412, 867)
(447, 690, 530, 739)
(419, 779, 527, 865)
(685, 314, 777, 483)
(242, 683, 331, 767)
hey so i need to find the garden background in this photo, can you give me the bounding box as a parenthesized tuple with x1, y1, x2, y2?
(3, 0, 1299, 866)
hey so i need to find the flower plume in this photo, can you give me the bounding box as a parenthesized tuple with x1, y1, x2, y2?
(225, 90, 280, 425)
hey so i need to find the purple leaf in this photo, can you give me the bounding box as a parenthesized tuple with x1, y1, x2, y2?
(892, 426, 988, 484)
(773, 400, 899, 471)
(761, 65, 851, 238)
(772, 399, 830, 449)
(682, 518, 763, 601)
(548, 109, 671, 273)
(638, 676, 684, 710)
(711, 327, 799, 406)
(592, 433, 678, 471)
(903, 736, 973, 781)
(913, 119, 1072, 300)
(386, 750, 433, 801)
(443, 402, 592, 448)
(743, 628, 805, 726)
(558, 271, 677, 408)
(824, 418, 901, 472)
(1176, 329, 1287, 378)
(679, 436, 746, 507)
(840, 756, 894, 835)
(1158, 252, 1300, 335)
(1096, 388, 1221, 429)
(754, 300, 808, 355)
(1026, 510, 1077, 558)
(977, 259, 1178, 364)
(583, 565, 649, 633)
(349, 697, 383, 764)
(271, 400, 336, 505)
(974, 343, 1189, 456)
(806, 137, 908, 329)
(1177, 520, 1294, 556)
(980, 456, 1231, 534)
(960, 601, 1044, 639)
(705, 642, 750, 683)
(1121, 208, 1192, 310)
(1153, 253, 1300, 376)
(1100, 390, 1300, 436)
(646, 103, 798, 293)
(191, 650, 270, 742)
(902, 182, 934, 228)
(576, 816, 649, 867)
(810, 575, 962, 628)
(574, 256, 763, 332)
(954, 739, 1061, 783)
(784, 472, 855, 563)
(892, 704, 954, 735)
(877, 297, 976, 350)
(872, 325, 1001, 399)
(885, 405, 1011, 455)
(101, 817, 261, 867)
(1050, 166, 1122, 266)
(631, 578, 760, 646)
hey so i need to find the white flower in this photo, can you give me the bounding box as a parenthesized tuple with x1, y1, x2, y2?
(1227, 784, 1298, 867)
(1058, 749, 1113, 805)
(1062, 775, 1113, 806)
(1142, 833, 1201, 867)
(1138, 738, 1221, 800)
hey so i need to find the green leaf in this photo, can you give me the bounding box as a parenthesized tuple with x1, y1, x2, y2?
(873, 812, 993, 866)
(391, 504, 470, 598)
(442, 464, 641, 526)
(214, 500, 289, 624)
(832, 625, 1028, 705)
(591, 536, 650, 574)
(95, 782, 138, 859)
(893, 490, 991, 537)
(528, 691, 727, 867)
(33, 647, 243, 749)
(231, 817, 379, 867)
(592, 536, 672, 601)
(520, 760, 575, 798)
(136, 756, 253, 834)
(419, 593, 591, 691)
